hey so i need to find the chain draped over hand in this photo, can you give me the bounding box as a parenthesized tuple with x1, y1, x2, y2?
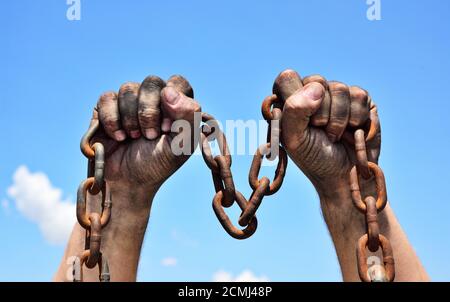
(72, 86, 395, 283)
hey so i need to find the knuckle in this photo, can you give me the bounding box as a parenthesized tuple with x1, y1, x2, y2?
(103, 118, 120, 131)
(167, 75, 193, 97)
(279, 69, 298, 78)
(328, 81, 349, 95)
(168, 74, 189, 85)
(138, 106, 159, 117)
(276, 69, 301, 85)
(122, 122, 139, 131)
(138, 107, 160, 123)
(141, 75, 165, 90)
(122, 117, 139, 130)
(349, 116, 365, 127)
(100, 91, 117, 101)
(120, 82, 139, 92)
(303, 74, 328, 88)
(329, 116, 348, 126)
(273, 69, 302, 98)
(311, 115, 329, 125)
(350, 86, 369, 103)
(98, 91, 117, 106)
(285, 96, 314, 115)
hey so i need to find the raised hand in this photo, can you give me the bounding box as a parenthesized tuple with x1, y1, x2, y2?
(55, 75, 200, 281)
(274, 69, 380, 197)
(92, 75, 201, 189)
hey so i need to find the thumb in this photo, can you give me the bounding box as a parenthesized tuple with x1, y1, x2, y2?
(281, 82, 325, 150)
(160, 86, 200, 123)
(160, 85, 201, 157)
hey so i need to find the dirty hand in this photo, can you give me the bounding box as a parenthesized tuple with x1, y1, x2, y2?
(54, 75, 201, 282)
(91, 75, 201, 192)
(274, 69, 381, 198)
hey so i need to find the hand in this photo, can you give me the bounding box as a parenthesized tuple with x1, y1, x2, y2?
(91, 75, 201, 191)
(274, 69, 381, 197)
(53, 75, 201, 282)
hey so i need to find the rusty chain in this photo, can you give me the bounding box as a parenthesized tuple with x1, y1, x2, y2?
(200, 94, 288, 239)
(345, 115, 395, 282)
(73, 118, 112, 282)
(72, 88, 394, 283)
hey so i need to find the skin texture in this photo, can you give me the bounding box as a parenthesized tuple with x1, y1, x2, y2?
(54, 75, 200, 281)
(55, 71, 429, 282)
(275, 69, 429, 281)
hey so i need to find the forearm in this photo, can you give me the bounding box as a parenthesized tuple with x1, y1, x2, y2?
(54, 184, 156, 282)
(319, 187, 429, 282)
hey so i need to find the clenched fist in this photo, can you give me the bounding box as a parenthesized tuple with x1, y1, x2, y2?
(55, 75, 201, 281)
(274, 69, 381, 197)
(91, 75, 201, 189)
(273, 70, 429, 282)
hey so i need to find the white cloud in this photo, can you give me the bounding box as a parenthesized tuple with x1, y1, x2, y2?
(212, 270, 270, 282)
(161, 257, 178, 267)
(7, 165, 76, 245)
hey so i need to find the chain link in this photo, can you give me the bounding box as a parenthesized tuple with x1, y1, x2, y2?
(73, 90, 394, 282)
(73, 251, 110, 282)
(201, 94, 288, 240)
(347, 121, 395, 282)
(74, 118, 112, 282)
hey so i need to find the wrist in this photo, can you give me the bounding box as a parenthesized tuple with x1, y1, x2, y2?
(70, 182, 158, 281)
(316, 180, 395, 281)
(106, 181, 159, 220)
(316, 176, 385, 240)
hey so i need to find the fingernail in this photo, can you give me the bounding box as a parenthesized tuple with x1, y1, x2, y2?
(302, 83, 324, 101)
(114, 130, 126, 141)
(130, 130, 141, 139)
(145, 128, 158, 140)
(164, 87, 180, 105)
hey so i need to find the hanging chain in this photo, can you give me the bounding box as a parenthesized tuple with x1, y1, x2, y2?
(346, 115, 395, 282)
(73, 117, 112, 282)
(200, 94, 288, 239)
(72, 89, 394, 282)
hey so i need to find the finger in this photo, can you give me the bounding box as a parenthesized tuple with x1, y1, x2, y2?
(97, 91, 126, 141)
(160, 86, 201, 122)
(118, 82, 141, 139)
(167, 74, 194, 98)
(303, 75, 331, 127)
(281, 82, 325, 150)
(161, 77, 201, 156)
(326, 81, 351, 142)
(273, 69, 303, 102)
(138, 76, 166, 140)
(161, 75, 199, 121)
(161, 75, 194, 133)
(349, 86, 370, 128)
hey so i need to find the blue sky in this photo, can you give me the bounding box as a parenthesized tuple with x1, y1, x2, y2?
(1, 0, 449, 281)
